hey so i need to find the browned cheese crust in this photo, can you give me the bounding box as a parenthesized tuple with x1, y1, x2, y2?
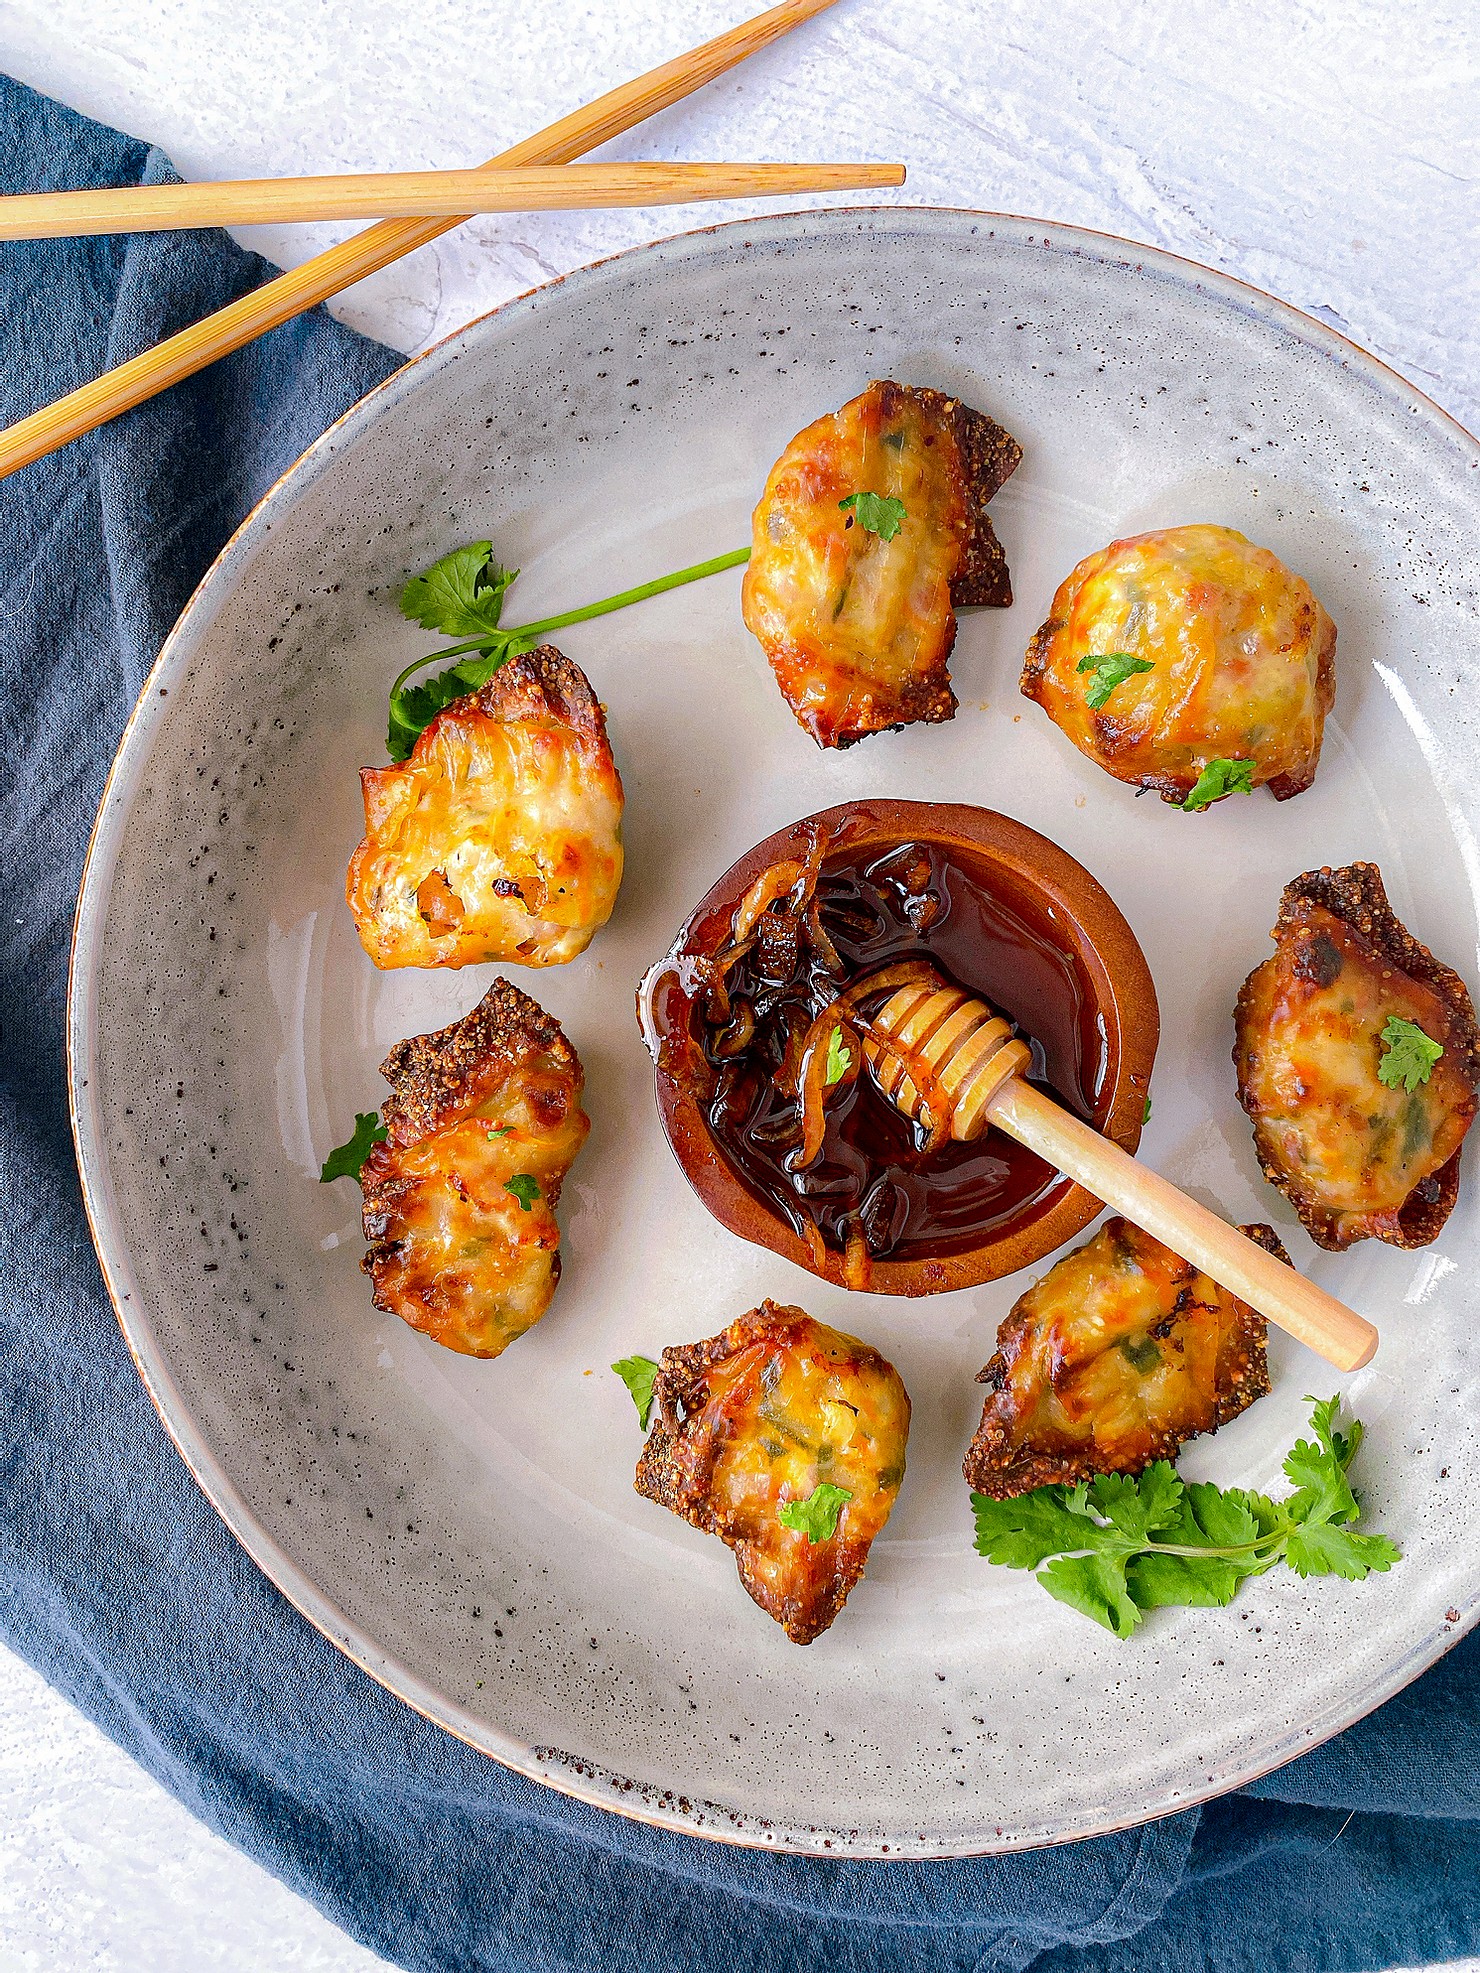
(740, 380, 1022, 748)
(1020, 524, 1336, 804)
(634, 1302, 911, 1644)
(347, 645, 624, 970)
(360, 979, 589, 1357)
(1234, 862, 1480, 1249)
(962, 1217, 1276, 1498)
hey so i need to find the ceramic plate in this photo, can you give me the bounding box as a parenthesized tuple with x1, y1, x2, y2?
(69, 209, 1480, 1856)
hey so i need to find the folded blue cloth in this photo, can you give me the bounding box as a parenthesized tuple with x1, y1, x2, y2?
(2, 70, 1477, 1973)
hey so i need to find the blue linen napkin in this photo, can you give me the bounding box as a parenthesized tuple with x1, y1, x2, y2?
(1, 70, 1477, 1973)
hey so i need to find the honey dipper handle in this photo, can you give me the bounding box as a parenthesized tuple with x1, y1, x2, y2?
(988, 1080, 1379, 1372)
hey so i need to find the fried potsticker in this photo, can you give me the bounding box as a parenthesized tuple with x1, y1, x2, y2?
(361, 980, 589, 1357)
(1235, 862, 1480, 1249)
(963, 1218, 1275, 1500)
(742, 380, 1021, 748)
(348, 645, 623, 969)
(635, 1303, 910, 1644)
(1021, 524, 1336, 806)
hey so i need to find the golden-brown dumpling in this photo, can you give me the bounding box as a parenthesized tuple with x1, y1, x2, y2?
(347, 645, 623, 968)
(360, 980, 589, 1357)
(963, 1217, 1275, 1499)
(1235, 863, 1480, 1249)
(635, 1303, 910, 1643)
(1021, 524, 1336, 805)
(741, 380, 1021, 748)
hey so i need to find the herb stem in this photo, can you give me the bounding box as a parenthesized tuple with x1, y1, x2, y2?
(390, 545, 751, 699)
(518, 545, 752, 635)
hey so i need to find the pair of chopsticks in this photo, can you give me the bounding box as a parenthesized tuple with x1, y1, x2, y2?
(0, 0, 875, 481)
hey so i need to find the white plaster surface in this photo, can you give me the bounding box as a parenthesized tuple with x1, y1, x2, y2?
(0, 0, 1475, 1964)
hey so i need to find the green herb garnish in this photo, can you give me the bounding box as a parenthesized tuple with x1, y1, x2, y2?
(1076, 650, 1155, 710)
(838, 492, 907, 541)
(1180, 757, 1256, 811)
(970, 1395, 1398, 1638)
(319, 1112, 386, 1185)
(486, 1125, 515, 1140)
(825, 1026, 853, 1087)
(503, 1174, 541, 1212)
(1142, 1093, 1153, 1124)
(777, 1482, 854, 1544)
(611, 1356, 661, 1430)
(387, 540, 751, 761)
(1377, 1015, 1444, 1092)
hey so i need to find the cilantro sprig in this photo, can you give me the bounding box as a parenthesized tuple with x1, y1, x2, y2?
(1076, 650, 1155, 710)
(612, 1355, 660, 1430)
(319, 1112, 386, 1185)
(503, 1174, 541, 1212)
(839, 491, 907, 541)
(1180, 757, 1256, 811)
(778, 1482, 853, 1543)
(386, 540, 751, 760)
(970, 1396, 1398, 1638)
(1377, 1015, 1444, 1092)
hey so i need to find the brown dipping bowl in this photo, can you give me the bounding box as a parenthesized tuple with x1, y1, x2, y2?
(638, 799, 1159, 1295)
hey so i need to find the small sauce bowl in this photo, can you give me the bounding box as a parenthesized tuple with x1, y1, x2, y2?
(638, 799, 1158, 1295)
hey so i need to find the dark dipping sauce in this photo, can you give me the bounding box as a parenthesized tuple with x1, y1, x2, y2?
(648, 837, 1110, 1268)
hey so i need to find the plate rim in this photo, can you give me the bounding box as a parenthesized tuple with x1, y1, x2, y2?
(66, 203, 1480, 1858)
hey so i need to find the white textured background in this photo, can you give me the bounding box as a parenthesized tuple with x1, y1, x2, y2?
(0, 0, 1475, 1966)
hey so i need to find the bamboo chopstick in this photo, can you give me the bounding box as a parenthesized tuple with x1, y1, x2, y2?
(0, 0, 841, 480)
(0, 159, 903, 240)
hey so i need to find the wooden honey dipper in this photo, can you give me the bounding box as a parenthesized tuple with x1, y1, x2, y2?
(860, 972, 1379, 1371)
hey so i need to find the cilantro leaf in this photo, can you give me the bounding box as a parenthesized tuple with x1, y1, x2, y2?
(400, 543, 517, 638)
(825, 1026, 853, 1087)
(319, 1112, 386, 1184)
(970, 1396, 1398, 1636)
(1180, 757, 1256, 811)
(1284, 1521, 1401, 1581)
(503, 1174, 540, 1212)
(1076, 650, 1155, 710)
(778, 1482, 853, 1543)
(1282, 1393, 1361, 1529)
(1175, 1481, 1261, 1550)
(611, 1356, 660, 1430)
(1087, 1463, 1184, 1543)
(839, 491, 907, 541)
(1142, 1093, 1153, 1124)
(1039, 1552, 1143, 1638)
(1377, 1015, 1444, 1092)
(971, 1485, 1120, 1569)
(1125, 1550, 1254, 1610)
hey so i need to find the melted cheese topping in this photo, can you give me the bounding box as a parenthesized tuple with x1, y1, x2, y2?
(1237, 901, 1476, 1238)
(1022, 524, 1335, 801)
(347, 693, 623, 970)
(971, 1219, 1265, 1491)
(741, 383, 968, 745)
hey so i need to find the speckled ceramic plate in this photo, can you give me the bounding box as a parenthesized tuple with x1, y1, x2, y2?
(69, 209, 1480, 1856)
